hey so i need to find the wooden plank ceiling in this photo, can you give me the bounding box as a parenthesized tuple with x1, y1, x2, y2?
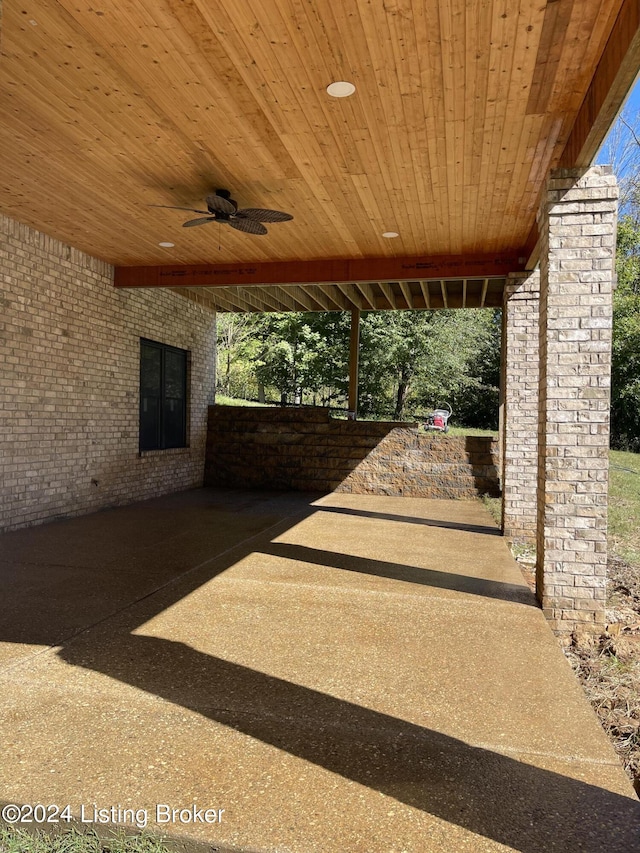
(0, 0, 637, 311)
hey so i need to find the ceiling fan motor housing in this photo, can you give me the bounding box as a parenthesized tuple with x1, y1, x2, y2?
(158, 190, 291, 234)
(214, 189, 238, 210)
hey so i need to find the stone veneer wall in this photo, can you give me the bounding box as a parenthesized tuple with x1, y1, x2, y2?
(501, 271, 540, 542)
(536, 167, 617, 629)
(205, 406, 500, 498)
(0, 214, 216, 532)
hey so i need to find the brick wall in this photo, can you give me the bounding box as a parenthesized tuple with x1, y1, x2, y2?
(536, 166, 617, 629)
(205, 406, 500, 499)
(0, 214, 216, 531)
(501, 271, 540, 542)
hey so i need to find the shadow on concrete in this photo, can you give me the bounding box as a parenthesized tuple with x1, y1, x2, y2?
(2, 488, 637, 851)
(0, 490, 319, 648)
(57, 635, 640, 853)
(0, 491, 523, 649)
(260, 541, 536, 606)
(317, 504, 502, 535)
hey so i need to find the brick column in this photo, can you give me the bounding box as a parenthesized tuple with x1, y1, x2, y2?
(536, 166, 617, 630)
(501, 271, 540, 543)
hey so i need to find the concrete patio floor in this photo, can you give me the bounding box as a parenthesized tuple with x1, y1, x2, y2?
(0, 487, 638, 852)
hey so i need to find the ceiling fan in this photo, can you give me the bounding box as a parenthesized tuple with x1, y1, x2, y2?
(153, 189, 293, 235)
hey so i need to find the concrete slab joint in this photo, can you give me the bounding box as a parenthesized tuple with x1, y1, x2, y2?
(536, 166, 617, 630)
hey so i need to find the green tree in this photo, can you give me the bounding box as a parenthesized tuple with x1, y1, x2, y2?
(441, 310, 501, 429)
(358, 312, 435, 420)
(252, 314, 324, 404)
(304, 312, 351, 405)
(216, 314, 261, 398)
(358, 309, 500, 425)
(217, 305, 501, 428)
(612, 214, 640, 451)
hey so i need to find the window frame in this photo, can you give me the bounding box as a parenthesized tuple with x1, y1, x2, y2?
(139, 338, 189, 453)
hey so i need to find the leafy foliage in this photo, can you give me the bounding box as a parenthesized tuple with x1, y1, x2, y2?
(357, 310, 500, 423)
(215, 314, 260, 399)
(251, 313, 339, 404)
(216, 308, 501, 428)
(612, 214, 640, 451)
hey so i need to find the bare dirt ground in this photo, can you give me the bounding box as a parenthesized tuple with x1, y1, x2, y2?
(515, 551, 640, 795)
(562, 556, 640, 795)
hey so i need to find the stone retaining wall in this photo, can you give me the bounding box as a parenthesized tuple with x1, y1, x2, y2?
(205, 406, 500, 499)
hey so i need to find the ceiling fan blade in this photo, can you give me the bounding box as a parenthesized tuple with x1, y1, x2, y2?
(236, 208, 293, 223)
(152, 204, 211, 215)
(182, 217, 217, 227)
(206, 194, 237, 215)
(228, 218, 268, 235)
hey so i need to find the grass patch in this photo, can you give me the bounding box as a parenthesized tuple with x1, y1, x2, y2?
(214, 395, 271, 407)
(0, 826, 172, 853)
(481, 494, 502, 526)
(609, 449, 640, 570)
(447, 425, 498, 438)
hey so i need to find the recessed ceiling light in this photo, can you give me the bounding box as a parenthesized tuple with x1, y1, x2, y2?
(158, 241, 175, 248)
(382, 231, 399, 238)
(327, 81, 356, 98)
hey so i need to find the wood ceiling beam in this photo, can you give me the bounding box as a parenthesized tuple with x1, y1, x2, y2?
(114, 253, 524, 290)
(480, 279, 489, 309)
(169, 287, 219, 314)
(237, 287, 286, 312)
(246, 286, 292, 312)
(268, 285, 306, 312)
(560, 0, 640, 169)
(211, 284, 281, 313)
(398, 281, 414, 309)
(419, 281, 431, 309)
(379, 282, 397, 310)
(306, 285, 338, 312)
(200, 288, 246, 313)
(355, 282, 377, 310)
(314, 284, 342, 311)
(523, 223, 541, 271)
(336, 283, 365, 310)
(217, 287, 262, 313)
(519, 0, 640, 274)
(279, 285, 317, 312)
(316, 284, 353, 311)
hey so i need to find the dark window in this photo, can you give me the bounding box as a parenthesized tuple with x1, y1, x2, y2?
(139, 339, 188, 451)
